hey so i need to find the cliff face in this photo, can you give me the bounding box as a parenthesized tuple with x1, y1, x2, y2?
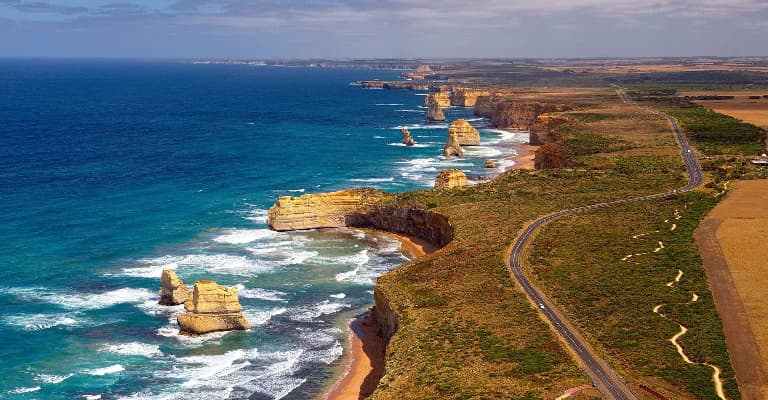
(267, 188, 386, 231)
(474, 97, 571, 130)
(434, 169, 467, 189)
(448, 119, 480, 145)
(374, 288, 399, 346)
(426, 102, 446, 121)
(534, 143, 567, 170)
(177, 281, 251, 335)
(423, 92, 451, 108)
(529, 114, 573, 146)
(450, 88, 489, 107)
(267, 188, 453, 247)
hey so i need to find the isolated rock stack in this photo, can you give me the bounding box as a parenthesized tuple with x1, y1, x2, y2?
(177, 281, 251, 335)
(423, 92, 451, 108)
(401, 128, 415, 146)
(158, 269, 190, 306)
(434, 169, 467, 189)
(448, 119, 480, 145)
(426, 101, 446, 121)
(443, 130, 464, 157)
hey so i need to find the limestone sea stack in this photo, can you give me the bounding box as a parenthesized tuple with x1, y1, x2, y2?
(426, 102, 446, 121)
(423, 92, 451, 108)
(177, 280, 251, 335)
(401, 128, 415, 146)
(434, 169, 467, 189)
(447, 119, 480, 145)
(158, 269, 190, 306)
(485, 160, 497, 169)
(443, 131, 464, 157)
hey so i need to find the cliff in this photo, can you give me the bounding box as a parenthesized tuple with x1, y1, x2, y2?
(448, 119, 480, 146)
(434, 169, 467, 189)
(267, 188, 453, 248)
(529, 114, 573, 145)
(450, 88, 490, 107)
(355, 81, 431, 91)
(474, 97, 571, 130)
(177, 280, 251, 335)
(423, 92, 451, 108)
(267, 188, 387, 231)
(158, 269, 190, 306)
(426, 102, 446, 121)
(534, 143, 567, 170)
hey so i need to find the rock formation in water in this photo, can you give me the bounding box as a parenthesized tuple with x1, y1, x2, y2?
(177, 280, 251, 335)
(423, 92, 452, 108)
(485, 160, 497, 169)
(434, 169, 467, 189)
(159, 269, 190, 306)
(443, 131, 464, 157)
(529, 114, 573, 146)
(447, 119, 480, 146)
(426, 102, 446, 121)
(534, 143, 567, 170)
(450, 88, 490, 107)
(401, 128, 415, 146)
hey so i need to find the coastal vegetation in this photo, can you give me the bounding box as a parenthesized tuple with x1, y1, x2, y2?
(366, 97, 751, 399)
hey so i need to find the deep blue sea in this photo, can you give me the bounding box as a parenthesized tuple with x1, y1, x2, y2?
(0, 60, 526, 399)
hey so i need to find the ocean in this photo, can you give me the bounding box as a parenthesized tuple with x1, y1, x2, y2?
(0, 60, 527, 399)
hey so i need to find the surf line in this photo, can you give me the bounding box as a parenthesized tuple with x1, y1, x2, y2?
(625, 210, 726, 400)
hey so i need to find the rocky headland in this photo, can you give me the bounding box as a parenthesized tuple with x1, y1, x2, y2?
(450, 88, 490, 107)
(529, 114, 574, 145)
(434, 169, 467, 189)
(177, 280, 252, 335)
(474, 96, 571, 131)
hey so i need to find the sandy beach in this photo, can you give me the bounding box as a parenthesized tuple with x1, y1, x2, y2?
(507, 144, 537, 170)
(323, 231, 436, 400)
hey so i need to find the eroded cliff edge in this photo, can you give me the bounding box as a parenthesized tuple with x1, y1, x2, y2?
(267, 188, 454, 346)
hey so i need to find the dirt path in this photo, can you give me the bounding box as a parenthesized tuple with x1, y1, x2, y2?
(695, 180, 768, 400)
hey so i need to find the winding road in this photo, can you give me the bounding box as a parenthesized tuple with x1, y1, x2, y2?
(506, 89, 703, 400)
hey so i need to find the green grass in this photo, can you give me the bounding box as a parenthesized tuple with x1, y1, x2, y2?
(528, 193, 739, 399)
(668, 104, 766, 156)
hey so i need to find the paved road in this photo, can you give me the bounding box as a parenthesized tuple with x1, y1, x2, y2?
(507, 89, 703, 400)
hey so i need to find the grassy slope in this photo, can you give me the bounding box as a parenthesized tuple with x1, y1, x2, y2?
(369, 100, 722, 399)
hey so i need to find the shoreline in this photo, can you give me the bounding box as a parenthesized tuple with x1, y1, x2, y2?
(507, 143, 537, 170)
(324, 138, 532, 400)
(323, 231, 437, 400)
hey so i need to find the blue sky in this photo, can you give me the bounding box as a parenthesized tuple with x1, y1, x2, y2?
(1, 0, 767, 58)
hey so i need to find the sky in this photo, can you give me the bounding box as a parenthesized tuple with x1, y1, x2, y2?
(0, 0, 767, 59)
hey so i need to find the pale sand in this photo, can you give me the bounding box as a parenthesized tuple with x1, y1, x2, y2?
(696, 180, 768, 400)
(323, 231, 437, 400)
(507, 144, 537, 170)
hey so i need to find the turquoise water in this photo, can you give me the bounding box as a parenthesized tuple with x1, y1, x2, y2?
(0, 61, 526, 399)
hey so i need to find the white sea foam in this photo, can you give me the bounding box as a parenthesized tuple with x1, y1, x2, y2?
(234, 285, 287, 301)
(375, 103, 404, 106)
(373, 135, 386, 139)
(286, 189, 305, 193)
(87, 364, 125, 376)
(289, 301, 351, 322)
(83, 395, 102, 400)
(213, 229, 277, 244)
(133, 253, 276, 277)
(3, 313, 79, 331)
(349, 177, 394, 183)
(99, 342, 163, 358)
(386, 142, 431, 148)
(316, 249, 369, 267)
(245, 208, 269, 224)
(6, 287, 155, 311)
(394, 109, 423, 113)
(463, 145, 503, 158)
(329, 293, 346, 299)
(335, 266, 361, 282)
(35, 373, 74, 384)
(414, 93, 429, 96)
(391, 123, 449, 130)
(8, 386, 41, 394)
(243, 307, 287, 325)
